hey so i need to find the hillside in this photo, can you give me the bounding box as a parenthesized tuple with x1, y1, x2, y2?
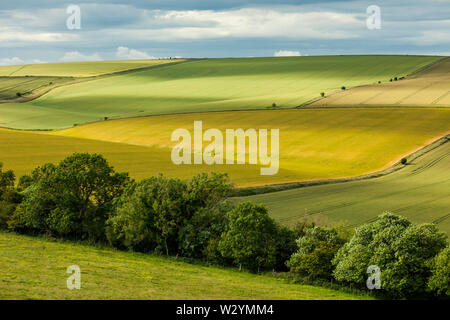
(311, 57, 450, 108)
(0, 232, 371, 300)
(0, 55, 440, 130)
(239, 137, 450, 235)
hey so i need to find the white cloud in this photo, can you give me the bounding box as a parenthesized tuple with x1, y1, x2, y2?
(0, 57, 47, 66)
(60, 51, 102, 62)
(106, 8, 362, 41)
(274, 50, 301, 57)
(115, 46, 155, 60)
(0, 27, 75, 43)
(0, 57, 24, 66)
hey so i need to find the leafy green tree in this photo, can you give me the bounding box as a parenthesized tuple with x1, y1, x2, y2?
(333, 213, 447, 297)
(273, 225, 297, 272)
(9, 153, 129, 240)
(287, 226, 347, 279)
(0, 163, 19, 230)
(107, 173, 233, 256)
(428, 247, 450, 296)
(178, 202, 231, 259)
(219, 202, 278, 272)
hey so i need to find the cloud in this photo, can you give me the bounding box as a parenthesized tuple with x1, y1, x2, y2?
(114, 8, 362, 41)
(274, 50, 301, 57)
(60, 51, 102, 62)
(0, 57, 47, 66)
(115, 46, 155, 59)
(0, 57, 24, 66)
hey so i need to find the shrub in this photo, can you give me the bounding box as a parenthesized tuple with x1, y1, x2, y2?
(401, 158, 407, 165)
(16, 92, 22, 97)
(428, 247, 450, 296)
(320, 92, 325, 97)
(219, 202, 278, 272)
(341, 86, 346, 90)
(272, 102, 277, 108)
(333, 213, 447, 297)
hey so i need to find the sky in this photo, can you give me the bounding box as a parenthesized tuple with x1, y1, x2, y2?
(0, 0, 449, 65)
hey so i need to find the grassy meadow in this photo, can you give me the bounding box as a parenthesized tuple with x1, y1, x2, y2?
(312, 57, 450, 108)
(0, 108, 448, 186)
(239, 138, 450, 235)
(0, 55, 440, 129)
(0, 232, 371, 300)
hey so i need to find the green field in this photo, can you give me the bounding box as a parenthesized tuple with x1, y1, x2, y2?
(0, 108, 448, 187)
(0, 232, 370, 300)
(0, 55, 440, 129)
(0, 59, 181, 77)
(239, 138, 450, 235)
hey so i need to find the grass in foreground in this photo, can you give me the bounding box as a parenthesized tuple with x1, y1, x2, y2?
(312, 57, 450, 108)
(0, 108, 449, 187)
(0, 55, 439, 129)
(239, 139, 450, 235)
(0, 232, 371, 300)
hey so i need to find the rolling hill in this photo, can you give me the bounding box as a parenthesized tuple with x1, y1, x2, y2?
(0, 55, 440, 129)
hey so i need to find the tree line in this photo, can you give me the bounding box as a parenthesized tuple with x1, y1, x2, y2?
(0, 153, 448, 298)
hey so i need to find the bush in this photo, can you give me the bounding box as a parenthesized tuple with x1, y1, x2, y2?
(320, 92, 325, 97)
(341, 86, 346, 90)
(428, 247, 450, 296)
(401, 158, 407, 165)
(333, 213, 447, 297)
(287, 226, 347, 280)
(219, 202, 278, 272)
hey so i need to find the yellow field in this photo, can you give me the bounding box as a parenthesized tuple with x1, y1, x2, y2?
(312, 57, 450, 108)
(0, 59, 183, 77)
(0, 108, 446, 187)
